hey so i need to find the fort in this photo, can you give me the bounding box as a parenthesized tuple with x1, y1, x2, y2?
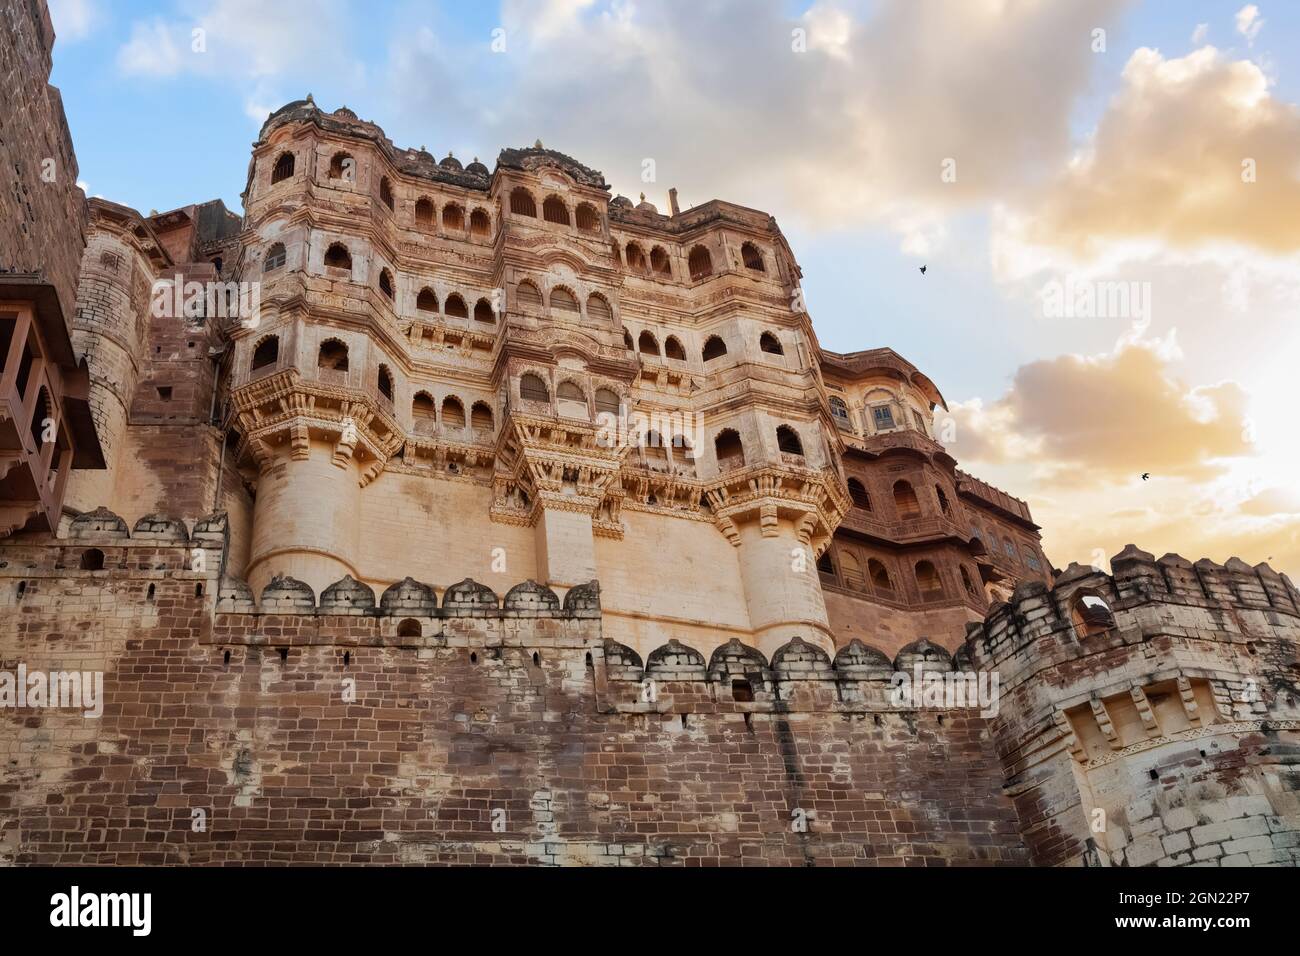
(1, 0, 1297, 866)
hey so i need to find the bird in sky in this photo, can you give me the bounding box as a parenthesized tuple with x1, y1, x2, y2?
(919, 265, 927, 275)
(1141, 473, 1150, 480)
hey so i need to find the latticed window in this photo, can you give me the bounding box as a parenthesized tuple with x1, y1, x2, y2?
(872, 405, 895, 430)
(830, 396, 850, 429)
(520, 373, 549, 402)
(263, 243, 286, 271)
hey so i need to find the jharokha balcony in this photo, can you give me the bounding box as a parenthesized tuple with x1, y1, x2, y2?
(0, 278, 104, 536)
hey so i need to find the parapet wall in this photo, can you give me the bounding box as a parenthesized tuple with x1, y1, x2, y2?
(0, 507, 1027, 866)
(961, 545, 1300, 867)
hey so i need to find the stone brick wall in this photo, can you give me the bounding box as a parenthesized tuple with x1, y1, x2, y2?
(0, 0, 87, 320)
(0, 511, 1028, 866)
(965, 545, 1300, 867)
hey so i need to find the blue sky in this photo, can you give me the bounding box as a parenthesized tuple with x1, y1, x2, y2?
(45, 0, 1300, 575)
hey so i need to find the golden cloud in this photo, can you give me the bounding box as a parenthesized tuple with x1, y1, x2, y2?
(950, 337, 1252, 483)
(1020, 45, 1300, 254)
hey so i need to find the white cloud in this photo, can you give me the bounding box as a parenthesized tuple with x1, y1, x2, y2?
(48, 0, 99, 42)
(116, 19, 184, 77)
(1235, 4, 1263, 44)
(115, 0, 361, 118)
(1191, 22, 1209, 44)
(384, 0, 1130, 235)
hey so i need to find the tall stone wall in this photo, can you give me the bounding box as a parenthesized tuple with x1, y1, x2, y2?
(0, 0, 87, 319)
(965, 545, 1300, 867)
(0, 510, 1027, 866)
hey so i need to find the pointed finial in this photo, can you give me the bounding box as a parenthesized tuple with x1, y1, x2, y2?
(306, 92, 315, 104)
(534, 139, 543, 149)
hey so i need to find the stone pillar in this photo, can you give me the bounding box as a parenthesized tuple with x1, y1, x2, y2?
(246, 437, 362, 598)
(533, 502, 597, 588)
(734, 514, 834, 659)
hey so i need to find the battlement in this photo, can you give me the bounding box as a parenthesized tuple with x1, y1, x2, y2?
(964, 544, 1300, 679)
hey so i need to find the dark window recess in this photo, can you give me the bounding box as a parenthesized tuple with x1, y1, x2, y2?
(732, 679, 754, 702)
(157, 386, 173, 401)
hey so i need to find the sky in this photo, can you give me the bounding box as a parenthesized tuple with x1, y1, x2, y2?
(46, 0, 1300, 579)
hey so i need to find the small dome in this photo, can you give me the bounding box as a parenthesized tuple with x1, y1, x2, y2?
(333, 106, 357, 120)
(413, 146, 434, 162)
(635, 192, 657, 213)
(610, 195, 633, 209)
(439, 152, 463, 171)
(466, 157, 489, 176)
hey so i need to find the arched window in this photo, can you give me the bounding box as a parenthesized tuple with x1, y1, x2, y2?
(557, 381, 587, 417)
(817, 551, 836, 577)
(587, 294, 613, 324)
(445, 294, 468, 318)
(776, 424, 804, 456)
(575, 203, 600, 232)
(377, 365, 394, 402)
(510, 187, 537, 217)
(318, 339, 349, 372)
(415, 197, 435, 227)
(916, 560, 944, 598)
(702, 335, 727, 361)
(474, 298, 495, 324)
(271, 151, 294, 184)
(398, 619, 422, 638)
(412, 392, 436, 430)
(1003, 536, 1018, 560)
(625, 242, 647, 273)
(516, 281, 543, 310)
(848, 478, 871, 511)
(869, 559, 893, 594)
(637, 331, 660, 356)
(416, 288, 438, 312)
(688, 245, 713, 281)
(664, 336, 686, 361)
(520, 373, 549, 402)
(551, 287, 580, 314)
(328, 152, 354, 180)
(741, 242, 765, 272)
(594, 388, 620, 415)
(263, 243, 286, 272)
(650, 246, 671, 277)
(471, 401, 494, 432)
(470, 208, 492, 238)
(960, 565, 977, 596)
(441, 396, 466, 428)
(714, 429, 744, 471)
(542, 196, 569, 225)
(442, 203, 464, 232)
(80, 548, 105, 571)
(251, 336, 279, 373)
(840, 552, 865, 590)
(759, 332, 783, 355)
(936, 486, 951, 516)
(1071, 592, 1115, 637)
(378, 268, 394, 299)
(893, 480, 921, 519)
(379, 177, 394, 211)
(870, 402, 897, 431)
(830, 396, 851, 429)
(1023, 546, 1043, 572)
(324, 243, 352, 270)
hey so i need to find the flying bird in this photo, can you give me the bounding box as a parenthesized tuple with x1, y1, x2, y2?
(919, 265, 927, 275)
(1141, 473, 1149, 480)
